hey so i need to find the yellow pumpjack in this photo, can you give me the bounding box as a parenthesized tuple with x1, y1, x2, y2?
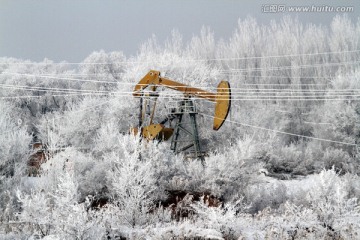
(131, 70, 231, 158)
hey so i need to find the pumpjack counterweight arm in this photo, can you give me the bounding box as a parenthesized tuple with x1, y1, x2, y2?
(133, 70, 231, 131)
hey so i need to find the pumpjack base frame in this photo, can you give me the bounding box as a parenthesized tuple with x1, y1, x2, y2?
(170, 99, 204, 161)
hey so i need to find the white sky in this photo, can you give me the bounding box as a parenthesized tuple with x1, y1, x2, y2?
(0, 0, 358, 62)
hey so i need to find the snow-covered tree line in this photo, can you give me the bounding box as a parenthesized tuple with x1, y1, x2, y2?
(0, 15, 360, 239)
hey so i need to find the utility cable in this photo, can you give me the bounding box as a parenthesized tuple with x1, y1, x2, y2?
(3, 82, 360, 96)
(199, 112, 357, 146)
(0, 72, 352, 92)
(3, 92, 360, 102)
(1, 49, 359, 65)
(3, 83, 360, 101)
(2, 72, 356, 91)
(3, 72, 339, 81)
(219, 61, 360, 73)
(1, 72, 119, 84)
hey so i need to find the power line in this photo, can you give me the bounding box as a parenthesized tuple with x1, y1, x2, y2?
(1, 49, 359, 65)
(6, 72, 335, 79)
(219, 61, 360, 73)
(220, 89, 360, 93)
(0, 72, 348, 92)
(207, 49, 360, 61)
(3, 82, 360, 100)
(199, 113, 357, 146)
(3, 71, 340, 81)
(4, 81, 360, 96)
(2, 72, 356, 91)
(3, 91, 360, 102)
(34, 73, 121, 76)
(0, 73, 344, 91)
(2, 81, 360, 100)
(227, 98, 360, 101)
(4, 85, 360, 99)
(0, 93, 112, 99)
(1, 72, 119, 84)
(3, 76, 360, 100)
(0, 83, 113, 94)
(223, 75, 333, 80)
(229, 95, 360, 98)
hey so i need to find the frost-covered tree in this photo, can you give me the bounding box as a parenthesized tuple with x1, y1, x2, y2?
(16, 172, 105, 239)
(107, 135, 159, 227)
(0, 100, 31, 224)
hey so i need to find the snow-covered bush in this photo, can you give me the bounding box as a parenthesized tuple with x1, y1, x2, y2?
(106, 135, 162, 227)
(16, 173, 106, 239)
(0, 101, 31, 224)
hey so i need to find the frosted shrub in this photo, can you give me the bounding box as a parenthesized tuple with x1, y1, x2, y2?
(0, 100, 31, 176)
(16, 173, 106, 239)
(107, 136, 160, 227)
(251, 203, 324, 239)
(344, 173, 360, 199)
(307, 168, 349, 205)
(322, 148, 354, 173)
(38, 96, 109, 151)
(156, 135, 262, 201)
(16, 189, 53, 237)
(50, 173, 105, 239)
(191, 198, 248, 239)
(296, 169, 360, 236)
(279, 202, 321, 239)
(40, 148, 108, 200)
(267, 144, 306, 175)
(0, 100, 31, 224)
(245, 180, 288, 213)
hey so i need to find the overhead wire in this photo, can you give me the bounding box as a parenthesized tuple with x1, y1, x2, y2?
(2, 81, 360, 101)
(1, 49, 359, 65)
(0, 93, 111, 99)
(1, 50, 357, 97)
(203, 49, 360, 61)
(1, 72, 119, 84)
(0, 73, 353, 94)
(1, 61, 359, 100)
(221, 75, 334, 79)
(3, 84, 360, 101)
(3, 81, 360, 95)
(2, 92, 360, 101)
(2, 71, 341, 81)
(0, 83, 119, 95)
(198, 112, 357, 147)
(219, 60, 360, 73)
(1, 90, 360, 101)
(1, 71, 355, 92)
